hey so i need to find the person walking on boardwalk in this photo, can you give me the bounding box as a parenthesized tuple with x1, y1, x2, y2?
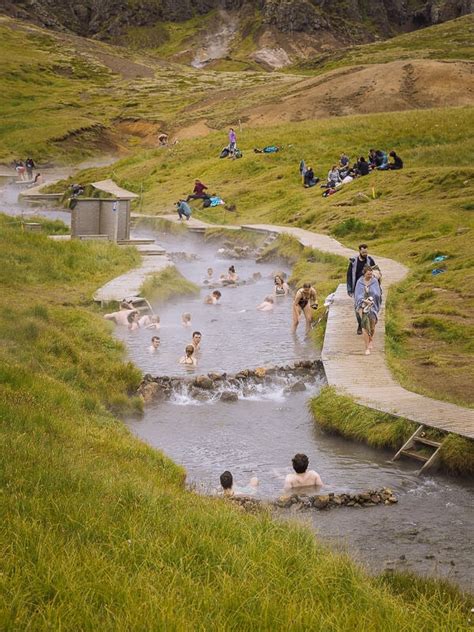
(292, 283, 318, 334)
(354, 266, 382, 355)
(346, 244, 377, 335)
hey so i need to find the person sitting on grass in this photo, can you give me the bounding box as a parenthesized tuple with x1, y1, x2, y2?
(304, 167, 319, 188)
(327, 165, 342, 188)
(254, 145, 280, 154)
(284, 453, 323, 489)
(375, 150, 389, 170)
(388, 151, 403, 170)
(204, 290, 222, 305)
(179, 344, 197, 366)
(356, 156, 370, 176)
(148, 336, 160, 353)
(257, 296, 274, 311)
(186, 179, 209, 202)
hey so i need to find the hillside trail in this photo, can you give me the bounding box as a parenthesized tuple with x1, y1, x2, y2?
(152, 214, 474, 439)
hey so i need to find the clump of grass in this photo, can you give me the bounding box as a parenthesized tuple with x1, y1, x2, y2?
(310, 387, 474, 476)
(140, 266, 200, 303)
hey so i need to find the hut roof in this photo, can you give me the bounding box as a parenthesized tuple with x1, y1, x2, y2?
(91, 179, 138, 200)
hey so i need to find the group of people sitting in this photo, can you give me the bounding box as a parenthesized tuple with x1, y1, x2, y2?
(219, 453, 323, 497)
(300, 149, 403, 193)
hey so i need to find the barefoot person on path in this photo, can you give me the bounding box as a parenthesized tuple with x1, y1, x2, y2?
(354, 266, 382, 355)
(346, 244, 377, 335)
(292, 283, 318, 334)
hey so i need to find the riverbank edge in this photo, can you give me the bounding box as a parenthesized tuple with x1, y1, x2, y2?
(153, 220, 474, 477)
(3, 217, 472, 627)
(310, 387, 474, 477)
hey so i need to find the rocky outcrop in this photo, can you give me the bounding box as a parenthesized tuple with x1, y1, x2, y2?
(2, 0, 471, 40)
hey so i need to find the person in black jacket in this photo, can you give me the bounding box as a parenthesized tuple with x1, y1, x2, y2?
(346, 244, 377, 335)
(388, 151, 403, 170)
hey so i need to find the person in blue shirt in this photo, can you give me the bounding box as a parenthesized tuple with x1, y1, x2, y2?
(176, 199, 192, 221)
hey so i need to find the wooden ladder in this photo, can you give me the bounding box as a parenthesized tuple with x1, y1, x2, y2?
(392, 424, 443, 474)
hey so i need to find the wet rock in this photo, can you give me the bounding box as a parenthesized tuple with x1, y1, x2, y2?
(254, 367, 267, 378)
(208, 372, 224, 381)
(285, 380, 306, 393)
(276, 496, 293, 508)
(193, 375, 213, 390)
(220, 391, 238, 403)
(313, 495, 329, 509)
(139, 381, 165, 403)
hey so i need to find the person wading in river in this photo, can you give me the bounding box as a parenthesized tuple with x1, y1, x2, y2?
(179, 344, 197, 367)
(191, 331, 202, 351)
(148, 336, 160, 353)
(346, 244, 378, 335)
(284, 453, 323, 489)
(292, 283, 318, 334)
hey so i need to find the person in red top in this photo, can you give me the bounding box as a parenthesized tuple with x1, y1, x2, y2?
(186, 179, 209, 202)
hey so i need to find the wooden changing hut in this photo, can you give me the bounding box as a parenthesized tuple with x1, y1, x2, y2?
(71, 179, 138, 242)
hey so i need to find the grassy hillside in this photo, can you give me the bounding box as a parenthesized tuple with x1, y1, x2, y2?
(1, 14, 472, 162)
(65, 106, 474, 406)
(293, 14, 474, 74)
(1, 215, 472, 629)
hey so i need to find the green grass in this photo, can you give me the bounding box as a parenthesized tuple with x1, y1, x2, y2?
(1, 214, 473, 629)
(140, 265, 200, 302)
(73, 106, 474, 405)
(291, 14, 474, 75)
(310, 387, 474, 476)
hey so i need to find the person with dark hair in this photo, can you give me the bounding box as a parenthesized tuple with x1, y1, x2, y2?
(346, 244, 377, 335)
(191, 331, 202, 350)
(219, 471, 259, 496)
(388, 151, 403, 170)
(127, 310, 140, 331)
(356, 156, 370, 176)
(368, 149, 377, 168)
(355, 265, 382, 355)
(204, 290, 221, 304)
(292, 283, 318, 334)
(225, 265, 239, 283)
(176, 199, 192, 221)
(148, 336, 160, 353)
(274, 275, 290, 296)
(25, 157, 36, 180)
(186, 179, 209, 202)
(375, 150, 389, 170)
(220, 471, 234, 496)
(284, 453, 323, 489)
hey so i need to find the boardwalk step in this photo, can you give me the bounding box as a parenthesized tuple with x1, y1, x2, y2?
(401, 450, 430, 463)
(413, 437, 441, 448)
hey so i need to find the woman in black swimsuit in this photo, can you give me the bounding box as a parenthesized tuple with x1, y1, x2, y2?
(292, 283, 318, 334)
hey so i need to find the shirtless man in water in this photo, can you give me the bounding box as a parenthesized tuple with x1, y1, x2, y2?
(292, 283, 318, 334)
(191, 331, 202, 350)
(284, 453, 323, 489)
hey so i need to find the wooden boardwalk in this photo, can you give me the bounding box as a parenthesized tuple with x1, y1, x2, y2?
(94, 252, 172, 304)
(146, 214, 474, 440)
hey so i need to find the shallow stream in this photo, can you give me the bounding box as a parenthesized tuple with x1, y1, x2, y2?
(122, 229, 473, 592)
(1, 202, 472, 592)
